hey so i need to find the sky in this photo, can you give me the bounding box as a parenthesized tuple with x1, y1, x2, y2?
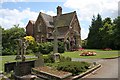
(0, 0, 119, 40)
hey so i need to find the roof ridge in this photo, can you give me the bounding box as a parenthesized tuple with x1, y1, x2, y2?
(40, 11, 76, 17)
(53, 11, 76, 17)
(40, 12, 53, 17)
(29, 20, 35, 24)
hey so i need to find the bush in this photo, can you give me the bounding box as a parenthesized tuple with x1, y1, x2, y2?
(38, 41, 65, 54)
(59, 55, 71, 62)
(39, 42, 53, 54)
(2, 48, 16, 56)
(43, 54, 55, 63)
(58, 41, 65, 53)
(26, 49, 34, 54)
(57, 61, 90, 75)
(43, 55, 71, 63)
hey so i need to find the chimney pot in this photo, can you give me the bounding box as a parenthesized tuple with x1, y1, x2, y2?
(57, 6, 62, 16)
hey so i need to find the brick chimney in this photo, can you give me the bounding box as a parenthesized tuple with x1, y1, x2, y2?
(57, 6, 62, 16)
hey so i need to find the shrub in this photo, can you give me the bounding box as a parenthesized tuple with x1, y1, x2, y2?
(39, 42, 53, 54)
(43, 54, 55, 63)
(57, 61, 90, 75)
(2, 48, 15, 56)
(66, 57, 72, 61)
(38, 41, 65, 54)
(58, 41, 65, 53)
(26, 49, 34, 54)
(59, 55, 71, 62)
(43, 54, 71, 63)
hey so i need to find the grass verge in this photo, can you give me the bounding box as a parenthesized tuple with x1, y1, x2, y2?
(62, 49, 119, 59)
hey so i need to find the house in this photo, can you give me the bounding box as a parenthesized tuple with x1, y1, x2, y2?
(26, 6, 81, 50)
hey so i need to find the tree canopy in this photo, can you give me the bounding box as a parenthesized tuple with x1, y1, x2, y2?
(2, 25, 26, 55)
(87, 15, 120, 50)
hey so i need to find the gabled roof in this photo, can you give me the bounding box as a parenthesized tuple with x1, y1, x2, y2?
(29, 20, 35, 24)
(39, 11, 76, 28)
(40, 12, 54, 27)
(26, 20, 35, 29)
(28, 11, 76, 28)
(53, 11, 75, 27)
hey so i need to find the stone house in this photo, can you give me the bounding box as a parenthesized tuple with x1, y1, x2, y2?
(26, 6, 81, 50)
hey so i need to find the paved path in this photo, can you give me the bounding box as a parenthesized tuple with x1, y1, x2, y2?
(86, 58, 118, 78)
(75, 58, 119, 79)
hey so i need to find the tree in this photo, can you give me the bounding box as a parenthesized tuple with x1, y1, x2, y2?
(2, 25, 26, 55)
(99, 17, 114, 48)
(0, 26, 2, 55)
(113, 16, 120, 49)
(87, 14, 103, 49)
(87, 15, 120, 50)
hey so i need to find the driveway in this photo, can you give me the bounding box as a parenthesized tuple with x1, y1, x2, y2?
(75, 58, 119, 79)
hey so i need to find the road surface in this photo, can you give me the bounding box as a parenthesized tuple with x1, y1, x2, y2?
(81, 58, 119, 80)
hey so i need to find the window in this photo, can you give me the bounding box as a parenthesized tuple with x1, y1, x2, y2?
(38, 23, 41, 32)
(49, 22, 54, 25)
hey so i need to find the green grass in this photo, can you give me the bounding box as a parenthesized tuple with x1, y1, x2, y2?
(0, 55, 37, 72)
(62, 49, 119, 59)
(0, 49, 119, 72)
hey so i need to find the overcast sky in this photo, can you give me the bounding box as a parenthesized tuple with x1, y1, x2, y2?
(0, 0, 119, 40)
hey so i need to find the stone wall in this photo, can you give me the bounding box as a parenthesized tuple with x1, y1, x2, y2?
(26, 21, 34, 36)
(34, 14, 47, 42)
(5, 60, 35, 76)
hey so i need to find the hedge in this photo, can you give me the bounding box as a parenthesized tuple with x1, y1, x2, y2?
(57, 61, 90, 75)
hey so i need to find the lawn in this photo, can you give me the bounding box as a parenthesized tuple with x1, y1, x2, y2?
(0, 55, 37, 72)
(0, 49, 119, 72)
(62, 49, 119, 59)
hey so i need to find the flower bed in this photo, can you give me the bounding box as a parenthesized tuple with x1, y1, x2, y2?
(80, 51, 96, 56)
(79, 48, 85, 51)
(103, 48, 112, 51)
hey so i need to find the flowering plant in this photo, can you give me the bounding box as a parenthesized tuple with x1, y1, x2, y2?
(80, 51, 96, 56)
(79, 48, 85, 51)
(24, 36, 35, 44)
